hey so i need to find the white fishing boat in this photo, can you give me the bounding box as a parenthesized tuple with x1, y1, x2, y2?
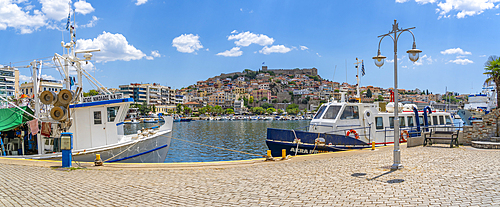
(457, 85, 497, 125)
(1, 24, 173, 163)
(266, 94, 454, 156)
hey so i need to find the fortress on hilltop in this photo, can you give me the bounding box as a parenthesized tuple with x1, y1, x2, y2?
(214, 66, 318, 80)
(261, 66, 318, 76)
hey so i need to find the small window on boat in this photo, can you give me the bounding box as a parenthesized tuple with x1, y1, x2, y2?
(407, 116, 414, 127)
(427, 116, 432, 125)
(323, 106, 341, 119)
(432, 116, 438, 126)
(313, 105, 327, 119)
(107, 106, 120, 122)
(439, 116, 444, 125)
(94, 111, 102, 125)
(389, 117, 394, 128)
(419, 116, 424, 126)
(445, 116, 452, 124)
(400, 117, 406, 127)
(340, 106, 359, 120)
(375, 117, 383, 129)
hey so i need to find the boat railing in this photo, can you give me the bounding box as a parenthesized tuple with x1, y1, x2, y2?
(290, 125, 373, 145)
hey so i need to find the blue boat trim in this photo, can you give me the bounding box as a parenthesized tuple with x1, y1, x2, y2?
(116, 122, 124, 126)
(105, 144, 169, 163)
(70, 98, 134, 109)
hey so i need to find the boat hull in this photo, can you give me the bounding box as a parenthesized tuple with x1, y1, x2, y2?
(75, 130, 171, 163)
(266, 128, 370, 157)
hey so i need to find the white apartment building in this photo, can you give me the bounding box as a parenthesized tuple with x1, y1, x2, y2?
(20, 79, 63, 97)
(0, 66, 19, 97)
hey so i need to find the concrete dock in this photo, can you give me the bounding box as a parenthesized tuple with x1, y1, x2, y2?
(0, 144, 499, 206)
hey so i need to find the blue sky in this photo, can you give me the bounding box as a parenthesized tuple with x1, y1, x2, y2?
(1, 0, 499, 95)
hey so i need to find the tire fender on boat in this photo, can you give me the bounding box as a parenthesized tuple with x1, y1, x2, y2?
(346, 129, 360, 139)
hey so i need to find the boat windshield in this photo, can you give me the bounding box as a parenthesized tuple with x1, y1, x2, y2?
(323, 105, 342, 119)
(313, 105, 327, 119)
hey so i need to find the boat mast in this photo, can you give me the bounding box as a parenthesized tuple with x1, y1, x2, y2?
(354, 58, 363, 103)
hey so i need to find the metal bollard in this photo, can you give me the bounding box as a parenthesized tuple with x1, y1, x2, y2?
(372, 141, 375, 150)
(94, 154, 103, 166)
(282, 149, 286, 159)
(267, 150, 271, 157)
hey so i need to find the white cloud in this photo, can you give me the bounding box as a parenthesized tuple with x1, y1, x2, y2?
(415, 0, 436, 4)
(413, 54, 434, 66)
(440, 48, 472, 55)
(41, 74, 56, 80)
(19, 75, 31, 82)
(145, 50, 160, 60)
(480, 54, 487, 57)
(40, 0, 69, 21)
(74, 0, 94, 15)
(172, 34, 204, 54)
(300, 45, 308, 50)
(0, 0, 96, 34)
(217, 47, 243, 57)
(151, 50, 161, 57)
(449, 58, 474, 65)
(316, 53, 321, 57)
(81, 15, 98, 28)
(81, 61, 95, 72)
(231, 30, 238, 34)
(401, 65, 408, 68)
(0, 1, 46, 33)
(135, 0, 147, 6)
(397, 0, 500, 18)
(259, 45, 292, 55)
(228, 31, 274, 47)
(76, 31, 147, 63)
(437, 0, 500, 18)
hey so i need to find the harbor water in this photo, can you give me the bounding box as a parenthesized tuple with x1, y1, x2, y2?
(124, 120, 310, 162)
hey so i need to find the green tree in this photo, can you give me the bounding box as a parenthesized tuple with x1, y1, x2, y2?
(176, 103, 183, 114)
(286, 107, 299, 115)
(249, 96, 254, 104)
(261, 103, 273, 109)
(83, 89, 99, 97)
(183, 107, 192, 115)
(484, 55, 500, 106)
(226, 108, 234, 114)
(377, 95, 384, 101)
(366, 89, 372, 98)
(266, 107, 276, 114)
(139, 101, 150, 115)
(251, 107, 266, 115)
(213, 105, 223, 115)
(286, 103, 299, 111)
(277, 109, 284, 114)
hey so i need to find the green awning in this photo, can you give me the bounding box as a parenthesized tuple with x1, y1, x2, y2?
(0, 106, 34, 132)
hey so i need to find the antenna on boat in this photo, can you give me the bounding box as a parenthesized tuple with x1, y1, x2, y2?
(330, 65, 336, 103)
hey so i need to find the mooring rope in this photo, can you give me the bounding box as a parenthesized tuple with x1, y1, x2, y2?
(292, 129, 300, 156)
(160, 134, 266, 158)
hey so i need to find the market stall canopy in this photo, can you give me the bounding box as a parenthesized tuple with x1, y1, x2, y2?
(0, 106, 34, 132)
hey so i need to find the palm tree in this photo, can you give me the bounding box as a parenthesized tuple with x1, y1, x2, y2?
(484, 55, 500, 107)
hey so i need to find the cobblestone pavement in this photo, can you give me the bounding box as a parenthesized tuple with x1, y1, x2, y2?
(1, 145, 499, 206)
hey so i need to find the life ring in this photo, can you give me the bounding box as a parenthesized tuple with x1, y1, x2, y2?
(400, 130, 409, 142)
(346, 129, 360, 139)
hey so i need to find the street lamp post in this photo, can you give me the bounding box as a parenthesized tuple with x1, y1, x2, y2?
(373, 20, 422, 171)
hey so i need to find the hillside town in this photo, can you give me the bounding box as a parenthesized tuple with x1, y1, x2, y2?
(117, 66, 462, 116)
